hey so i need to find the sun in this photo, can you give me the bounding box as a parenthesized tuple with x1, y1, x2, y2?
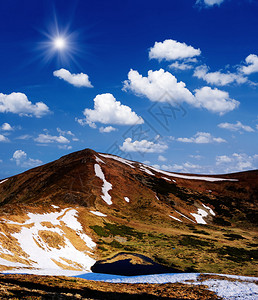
(54, 37, 66, 50)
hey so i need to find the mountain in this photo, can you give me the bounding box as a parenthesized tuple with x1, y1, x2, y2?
(0, 148, 257, 276)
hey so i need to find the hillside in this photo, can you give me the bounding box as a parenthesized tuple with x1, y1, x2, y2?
(0, 148, 257, 276)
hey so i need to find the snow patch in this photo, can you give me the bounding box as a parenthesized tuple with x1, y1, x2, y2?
(90, 211, 107, 217)
(0, 179, 8, 185)
(94, 164, 112, 205)
(148, 166, 238, 182)
(124, 197, 130, 203)
(190, 209, 208, 224)
(99, 154, 135, 168)
(169, 215, 182, 222)
(175, 210, 195, 223)
(95, 155, 105, 164)
(139, 164, 155, 175)
(2, 209, 96, 272)
(51, 205, 59, 209)
(202, 204, 215, 216)
(162, 177, 171, 181)
(75, 272, 258, 299)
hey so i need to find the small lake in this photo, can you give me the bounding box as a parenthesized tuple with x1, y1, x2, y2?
(91, 252, 182, 276)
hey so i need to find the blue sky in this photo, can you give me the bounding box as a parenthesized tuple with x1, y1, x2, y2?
(0, 0, 257, 179)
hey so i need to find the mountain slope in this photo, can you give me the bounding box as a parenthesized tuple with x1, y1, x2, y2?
(0, 148, 257, 275)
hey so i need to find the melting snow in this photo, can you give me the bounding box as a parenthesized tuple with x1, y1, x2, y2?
(90, 211, 107, 217)
(139, 164, 155, 175)
(0, 179, 8, 185)
(148, 166, 238, 182)
(175, 210, 195, 223)
(202, 204, 215, 216)
(190, 209, 208, 224)
(124, 197, 130, 203)
(162, 177, 171, 181)
(51, 205, 59, 209)
(2, 209, 96, 271)
(60, 209, 96, 250)
(169, 215, 182, 222)
(95, 156, 105, 164)
(76, 273, 258, 299)
(99, 154, 135, 168)
(94, 164, 113, 205)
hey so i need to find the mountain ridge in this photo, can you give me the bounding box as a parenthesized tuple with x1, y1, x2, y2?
(0, 148, 257, 276)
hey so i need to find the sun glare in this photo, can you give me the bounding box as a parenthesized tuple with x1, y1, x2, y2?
(54, 37, 66, 50)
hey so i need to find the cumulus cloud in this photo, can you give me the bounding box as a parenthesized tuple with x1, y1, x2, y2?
(77, 93, 143, 128)
(194, 87, 240, 115)
(216, 153, 258, 173)
(99, 126, 117, 133)
(177, 132, 226, 144)
(218, 121, 255, 132)
(35, 134, 70, 144)
(149, 39, 201, 61)
(120, 138, 168, 153)
(240, 54, 258, 75)
(194, 65, 247, 86)
(158, 155, 167, 162)
(0, 134, 9, 142)
(1, 123, 13, 131)
(123, 69, 239, 115)
(11, 150, 42, 168)
(53, 68, 93, 88)
(0, 92, 50, 118)
(123, 69, 195, 105)
(196, 0, 224, 7)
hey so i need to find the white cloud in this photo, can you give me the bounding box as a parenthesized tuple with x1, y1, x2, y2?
(149, 39, 201, 61)
(53, 68, 93, 88)
(35, 134, 70, 144)
(123, 69, 239, 115)
(194, 86, 240, 115)
(155, 162, 203, 173)
(158, 155, 167, 162)
(57, 128, 75, 136)
(123, 69, 195, 105)
(15, 134, 32, 140)
(77, 93, 143, 128)
(12, 150, 27, 164)
(218, 121, 255, 132)
(99, 126, 117, 133)
(216, 153, 258, 173)
(169, 62, 194, 71)
(196, 0, 224, 7)
(240, 54, 258, 75)
(58, 145, 72, 150)
(216, 155, 232, 164)
(0, 134, 9, 142)
(120, 138, 168, 153)
(194, 65, 247, 86)
(11, 150, 42, 168)
(0, 92, 50, 118)
(177, 132, 226, 144)
(1, 123, 13, 131)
